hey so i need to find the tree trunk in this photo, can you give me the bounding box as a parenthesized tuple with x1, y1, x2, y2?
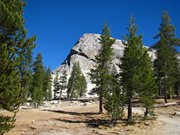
(99, 90, 103, 114)
(164, 95, 168, 103)
(164, 75, 168, 103)
(164, 89, 168, 103)
(127, 97, 132, 122)
(127, 89, 132, 122)
(177, 89, 179, 99)
(59, 90, 62, 99)
(144, 107, 149, 117)
(80, 89, 82, 97)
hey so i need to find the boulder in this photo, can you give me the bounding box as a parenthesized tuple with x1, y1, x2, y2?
(53, 33, 156, 97)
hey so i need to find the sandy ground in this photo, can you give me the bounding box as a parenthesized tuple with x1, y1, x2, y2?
(2, 100, 180, 135)
(155, 106, 180, 135)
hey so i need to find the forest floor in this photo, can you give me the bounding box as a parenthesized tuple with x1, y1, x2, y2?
(2, 99, 180, 135)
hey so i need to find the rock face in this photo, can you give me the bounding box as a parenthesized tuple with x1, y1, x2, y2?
(53, 33, 156, 97)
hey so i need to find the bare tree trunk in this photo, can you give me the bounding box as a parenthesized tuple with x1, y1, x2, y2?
(177, 88, 180, 99)
(59, 90, 62, 99)
(164, 90, 168, 103)
(164, 75, 168, 103)
(127, 89, 132, 122)
(99, 91, 103, 114)
(127, 98, 132, 122)
(144, 107, 149, 117)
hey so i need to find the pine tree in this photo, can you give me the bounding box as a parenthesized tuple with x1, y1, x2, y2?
(31, 53, 44, 107)
(0, 0, 36, 133)
(120, 16, 145, 122)
(139, 49, 157, 118)
(153, 11, 180, 103)
(43, 67, 52, 101)
(89, 24, 115, 114)
(67, 62, 87, 98)
(104, 74, 125, 124)
(79, 73, 87, 97)
(53, 71, 61, 99)
(175, 64, 180, 98)
(59, 70, 67, 99)
(19, 36, 36, 102)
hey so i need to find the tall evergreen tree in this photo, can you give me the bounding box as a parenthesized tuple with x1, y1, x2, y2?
(31, 53, 44, 107)
(0, 0, 36, 133)
(43, 67, 52, 101)
(104, 74, 125, 124)
(139, 49, 157, 118)
(153, 11, 180, 103)
(19, 35, 36, 102)
(59, 70, 67, 99)
(53, 71, 60, 99)
(89, 24, 115, 114)
(175, 64, 180, 98)
(78, 73, 87, 97)
(67, 62, 87, 98)
(120, 16, 145, 122)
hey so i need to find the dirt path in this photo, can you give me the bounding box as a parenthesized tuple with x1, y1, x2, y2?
(157, 115, 180, 135)
(133, 106, 180, 135)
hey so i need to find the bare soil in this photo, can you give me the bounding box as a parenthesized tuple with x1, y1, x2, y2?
(2, 100, 180, 135)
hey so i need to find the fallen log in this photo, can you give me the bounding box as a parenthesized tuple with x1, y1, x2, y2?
(155, 102, 180, 108)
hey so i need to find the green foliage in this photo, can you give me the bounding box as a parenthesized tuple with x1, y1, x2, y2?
(31, 53, 44, 106)
(138, 48, 157, 118)
(43, 67, 52, 101)
(0, 43, 21, 111)
(153, 11, 180, 103)
(104, 75, 125, 123)
(0, 114, 16, 135)
(120, 15, 156, 121)
(78, 73, 87, 97)
(89, 23, 115, 113)
(120, 16, 144, 121)
(175, 64, 180, 98)
(53, 71, 61, 99)
(0, 0, 36, 133)
(67, 62, 87, 98)
(18, 36, 36, 102)
(59, 70, 67, 98)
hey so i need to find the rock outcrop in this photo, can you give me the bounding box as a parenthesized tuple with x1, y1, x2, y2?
(53, 33, 156, 97)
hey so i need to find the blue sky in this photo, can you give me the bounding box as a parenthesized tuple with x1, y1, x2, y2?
(24, 0, 180, 70)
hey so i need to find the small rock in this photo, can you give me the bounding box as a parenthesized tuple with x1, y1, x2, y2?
(144, 122, 150, 126)
(31, 120, 35, 123)
(175, 112, 180, 116)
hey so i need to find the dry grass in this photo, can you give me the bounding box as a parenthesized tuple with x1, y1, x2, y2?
(1, 99, 179, 135)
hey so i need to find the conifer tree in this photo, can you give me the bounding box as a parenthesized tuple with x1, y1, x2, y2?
(31, 53, 44, 107)
(139, 49, 157, 118)
(67, 63, 79, 98)
(78, 73, 87, 97)
(120, 16, 145, 122)
(59, 70, 67, 99)
(67, 62, 87, 98)
(53, 71, 61, 99)
(19, 36, 36, 102)
(153, 11, 180, 103)
(89, 24, 115, 114)
(0, 0, 36, 133)
(175, 65, 180, 98)
(104, 74, 125, 124)
(43, 67, 52, 101)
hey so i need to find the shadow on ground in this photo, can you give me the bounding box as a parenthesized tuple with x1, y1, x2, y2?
(44, 109, 99, 116)
(44, 109, 127, 128)
(53, 117, 111, 128)
(44, 109, 112, 127)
